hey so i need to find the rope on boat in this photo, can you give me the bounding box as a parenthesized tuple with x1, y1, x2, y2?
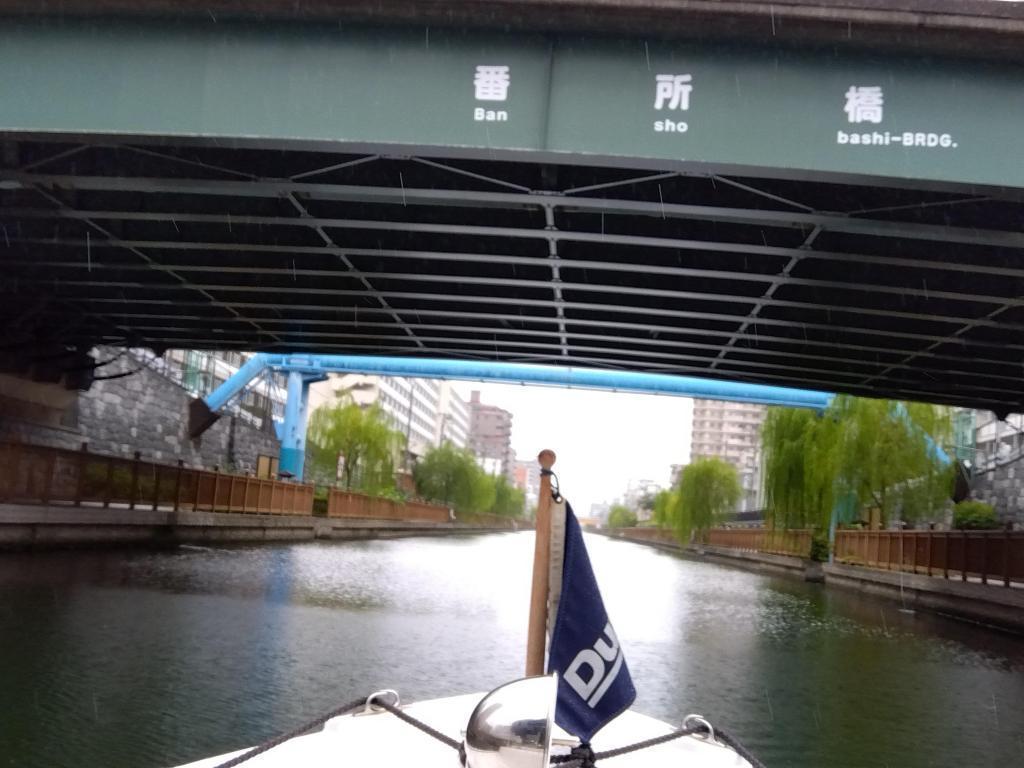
(713, 726, 769, 768)
(210, 696, 367, 768)
(375, 698, 467, 763)
(549, 723, 767, 768)
(550, 727, 699, 763)
(210, 691, 766, 768)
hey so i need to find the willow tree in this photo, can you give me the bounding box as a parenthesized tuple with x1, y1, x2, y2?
(307, 397, 405, 493)
(491, 476, 526, 518)
(414, 443, 496, 515)
(651, 488, 677, 529)
(670, 457, 741, 541)
(762, 395, 953, 529)
(831, 396, 953, 524)
(761, 407, 840, 530)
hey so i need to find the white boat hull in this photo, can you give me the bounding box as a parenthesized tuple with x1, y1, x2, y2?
(177, 692, 753, 767)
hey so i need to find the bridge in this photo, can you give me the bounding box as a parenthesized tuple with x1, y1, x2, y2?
(3, 1, 1024, 429)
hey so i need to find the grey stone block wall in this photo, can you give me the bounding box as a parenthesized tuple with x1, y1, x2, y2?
(1, 352, 279, 473)
(970, 462, 1024, 527)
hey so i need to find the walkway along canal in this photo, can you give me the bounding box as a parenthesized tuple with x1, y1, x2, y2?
(1, 533, 1022, 768)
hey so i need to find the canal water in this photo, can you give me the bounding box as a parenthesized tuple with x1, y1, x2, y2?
(1, 533, 1022, 768)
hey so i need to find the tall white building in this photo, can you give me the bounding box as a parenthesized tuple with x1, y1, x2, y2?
(308, 374, 468, 459)
(690, 398, 767, 512)
(436, 381, 471, 448)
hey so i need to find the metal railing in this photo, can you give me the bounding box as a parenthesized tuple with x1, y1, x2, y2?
(834, 529, 1024, 587)
(0, 441, 313, 516)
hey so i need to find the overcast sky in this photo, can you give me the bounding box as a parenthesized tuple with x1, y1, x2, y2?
(451, 381, 693, 514)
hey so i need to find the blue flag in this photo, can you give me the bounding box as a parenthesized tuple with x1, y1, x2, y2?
(546, 503, 636, 742)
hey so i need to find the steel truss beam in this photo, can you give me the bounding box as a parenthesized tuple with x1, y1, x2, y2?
(39, 288, 1024, 355)
(712, 224, 822, 369)
(14, 235, 1024, 350)
(13, 236, 1021, 308)
(100, 319, 1024, 389)
(283, 192, 424, 350)
(10, 206, 1024, 292)
(6, 173, 1024, 250)
(25, 187, 283, 345)
(5, 158, 1022, 412)
(58, 305, 1017, 367)
(81, 331, 1012, 410)
(12, 270, 1022, 334)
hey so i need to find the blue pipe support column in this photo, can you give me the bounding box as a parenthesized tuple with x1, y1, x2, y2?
(203, 354, 839, 481)
(279, 370, 307, 480)
(204, 353, 270, 411)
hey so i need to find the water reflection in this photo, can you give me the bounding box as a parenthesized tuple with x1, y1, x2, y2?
(0, 533, 1022, 768)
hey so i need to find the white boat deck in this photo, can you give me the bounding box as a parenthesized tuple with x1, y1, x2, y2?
(178, 693, 752, 768)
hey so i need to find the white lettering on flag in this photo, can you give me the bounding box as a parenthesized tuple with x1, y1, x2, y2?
(564, 622, 625, 709)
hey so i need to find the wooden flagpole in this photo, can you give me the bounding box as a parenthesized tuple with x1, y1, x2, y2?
(526, 448, 556, 676)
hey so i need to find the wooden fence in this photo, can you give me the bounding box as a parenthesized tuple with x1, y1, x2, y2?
(326, 489, 451, 523)
(705, 528, 813, 557)
(604, 524, 1022, 588)
(3, 442, 557, 530)
(0, 441, 313, 516)
(834, 529, 1024, 587)
(325, 490, 526, 528)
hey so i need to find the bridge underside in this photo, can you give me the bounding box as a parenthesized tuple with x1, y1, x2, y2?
(2, 135, 1024, 413)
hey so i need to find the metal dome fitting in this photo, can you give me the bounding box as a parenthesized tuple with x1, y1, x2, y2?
(463, 674, 557, 768)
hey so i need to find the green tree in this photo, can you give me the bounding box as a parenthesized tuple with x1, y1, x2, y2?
(761, 407, 839, 530)
(670, 457, 741, 541)
(306, 397, 404, 493)
(414, 443, 495, 515)
(490, 476, 526, 517)
(761, 395, 953, 530)
(607, 504, 638, 528)
(651, 488, 676, 528)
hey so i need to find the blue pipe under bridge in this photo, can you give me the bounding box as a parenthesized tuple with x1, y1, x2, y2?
(190, 354, 836, 481)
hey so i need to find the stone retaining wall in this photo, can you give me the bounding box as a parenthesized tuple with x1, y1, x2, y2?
(970, 463, 1024, 527)
(0, 504, 518, 550)
(0, 351, 278, 474)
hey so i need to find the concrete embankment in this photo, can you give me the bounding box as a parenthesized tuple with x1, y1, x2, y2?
(596, 528, 1024, 635)
(0, 504, 519, 551)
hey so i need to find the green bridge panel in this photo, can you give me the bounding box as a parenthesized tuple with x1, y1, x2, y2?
(2, 20, 1023, 189)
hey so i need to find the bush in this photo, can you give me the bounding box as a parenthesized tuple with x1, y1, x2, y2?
(375, 486, 408, 503)
(953, 500, 1000, 530)
(607, 504, 637, 528)
(809, 533, 831, 562)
